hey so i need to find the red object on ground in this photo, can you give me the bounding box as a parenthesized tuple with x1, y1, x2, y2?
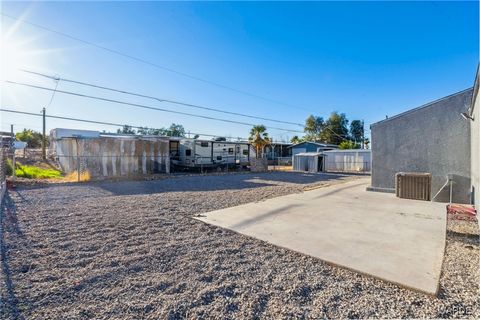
(446, 203, 477, 221)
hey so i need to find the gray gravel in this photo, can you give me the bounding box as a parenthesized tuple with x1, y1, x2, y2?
(0, 172, 479, 319)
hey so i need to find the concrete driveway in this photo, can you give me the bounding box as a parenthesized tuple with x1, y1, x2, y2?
(195, 177, 446, 295)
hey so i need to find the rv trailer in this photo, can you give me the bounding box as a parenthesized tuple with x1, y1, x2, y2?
(169, 138, 251, 171)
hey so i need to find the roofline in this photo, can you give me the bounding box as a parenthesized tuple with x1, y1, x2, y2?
(470, 64, 480, 116)
(370, 87, 474, 128)
(322, 149, 371, 153)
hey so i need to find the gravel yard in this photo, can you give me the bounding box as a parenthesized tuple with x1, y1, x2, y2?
(1, 172, 479, 319)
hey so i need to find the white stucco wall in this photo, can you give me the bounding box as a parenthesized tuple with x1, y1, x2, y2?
(470, 70, 479, 209)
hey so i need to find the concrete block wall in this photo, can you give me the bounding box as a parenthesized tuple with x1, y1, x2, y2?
(370, 89, 473, 204)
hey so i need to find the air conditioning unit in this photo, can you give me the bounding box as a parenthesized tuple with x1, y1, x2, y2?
(395, 172, 432, 201)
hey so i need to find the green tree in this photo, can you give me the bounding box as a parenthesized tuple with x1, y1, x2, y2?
(248, 125, 271, 158)
(338, 140, 360, 150)
(304, 115, 324, 142)
(16, 129, 47, 148)
(165, 123, 186, 137)
(350, 120, 363, 143)
(117, 125, 136, 135)
(321, 112, 349, 145)
(290, 135, 303, 144)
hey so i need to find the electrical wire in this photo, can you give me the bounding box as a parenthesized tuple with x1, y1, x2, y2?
(1, 12, 315, 112)
(20, 69, 304, 127)
(45, 76, 60, 108)
(0, 107, 251, 141)
(5, 80, 305, 134)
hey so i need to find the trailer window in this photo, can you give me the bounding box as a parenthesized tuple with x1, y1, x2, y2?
(217, 156, 222, 160)
(243, 149, 249, 156)
(186, 149, 192, 156)
(228, 148, 234, 155)
(200, 142, 209, 147)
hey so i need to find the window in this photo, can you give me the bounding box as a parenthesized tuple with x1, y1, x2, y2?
(200, 141, 209, 147)
(186, 149, 192, 156)
(228, 148, 234, 155)
(243, 149, 249, 156)
(217, 156, 222, 160)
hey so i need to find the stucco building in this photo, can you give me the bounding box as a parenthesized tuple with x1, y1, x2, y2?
(369, 88, 474, 204)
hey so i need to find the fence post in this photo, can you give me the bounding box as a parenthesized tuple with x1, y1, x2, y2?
(75, 138, 80, 182)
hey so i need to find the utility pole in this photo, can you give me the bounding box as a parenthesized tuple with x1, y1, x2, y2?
(361, 120, 365, 149)
(42, 107, 46, 159)
(11, 124, 15, 181)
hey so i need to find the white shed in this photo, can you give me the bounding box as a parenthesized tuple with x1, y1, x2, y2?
(292, 152, 324, 173)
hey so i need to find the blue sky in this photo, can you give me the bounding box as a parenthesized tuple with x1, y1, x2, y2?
(1, 1, 478, 141)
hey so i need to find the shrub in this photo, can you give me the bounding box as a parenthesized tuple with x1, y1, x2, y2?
(15, 164, 62, 179)
(5, 159, 13, 176)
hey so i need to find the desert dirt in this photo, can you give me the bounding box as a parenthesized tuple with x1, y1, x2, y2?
(1, 171, 479, 319)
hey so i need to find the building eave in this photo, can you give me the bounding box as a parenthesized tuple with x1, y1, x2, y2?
(370, 87, 474, 128)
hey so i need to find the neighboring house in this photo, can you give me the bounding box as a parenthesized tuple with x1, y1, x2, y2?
(368, 88, 474, 204)
(288, 141, 337, 156)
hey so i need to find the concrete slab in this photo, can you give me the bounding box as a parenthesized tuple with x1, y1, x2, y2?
(195, 178, 446, 295)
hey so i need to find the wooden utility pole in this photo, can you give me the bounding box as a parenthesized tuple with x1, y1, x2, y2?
(11, 124, 15, 180)
(42, 107, 46, 159)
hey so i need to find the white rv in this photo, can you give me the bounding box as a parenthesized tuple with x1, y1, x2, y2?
(170, 138, 251, 171)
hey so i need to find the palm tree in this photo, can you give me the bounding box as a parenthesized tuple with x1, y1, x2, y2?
(248, 125, 271, 159)
(364, 137, 370, 149)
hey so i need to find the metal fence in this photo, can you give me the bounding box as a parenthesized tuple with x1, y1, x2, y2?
(0, 147, 11, 204)
(271, 157, 371, 173)
(324, 161, 371, 173)
(54, 154, 170, 181)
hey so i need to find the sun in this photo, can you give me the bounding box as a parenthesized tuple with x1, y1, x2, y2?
(1, 35, 40, 80)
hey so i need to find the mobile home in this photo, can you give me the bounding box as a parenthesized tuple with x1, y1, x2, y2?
(170, 138, 251, 170)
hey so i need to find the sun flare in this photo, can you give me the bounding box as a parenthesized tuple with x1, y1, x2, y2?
(1, 35, 40, 80)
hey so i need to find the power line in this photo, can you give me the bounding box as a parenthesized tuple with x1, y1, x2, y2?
(0, 107, 245, 140)
(1, 12, 315, 112)
(1, 107, 292, 142)
(21, 69, 304, 127)
(5, 80, 305, 134)
(45, 77, 60, 108)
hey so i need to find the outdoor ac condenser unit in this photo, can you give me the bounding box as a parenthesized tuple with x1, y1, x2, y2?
(395, 172, 432, 201)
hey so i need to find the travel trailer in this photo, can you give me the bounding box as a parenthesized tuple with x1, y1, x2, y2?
(170, 138, 251, 171)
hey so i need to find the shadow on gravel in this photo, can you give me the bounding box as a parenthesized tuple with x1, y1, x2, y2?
(96, 172, 354, 196)
(1, 193, 22, 319)
(11, 172, 358, 199)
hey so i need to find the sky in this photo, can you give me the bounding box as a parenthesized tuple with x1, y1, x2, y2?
(1, 1, 478, 142)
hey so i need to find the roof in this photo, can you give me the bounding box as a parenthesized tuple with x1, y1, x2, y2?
(287, 141, 338, 149)
(294, 152, 324, 156)
(370, 87, 474, 128)
(322, 149, 371, 153)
